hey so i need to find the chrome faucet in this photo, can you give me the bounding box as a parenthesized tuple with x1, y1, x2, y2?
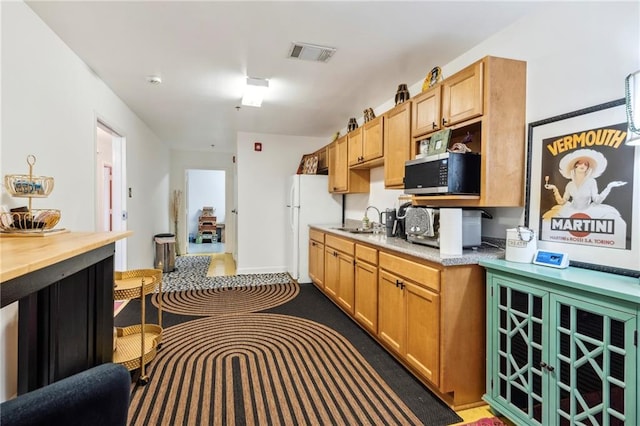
(363, 205, 381, 229)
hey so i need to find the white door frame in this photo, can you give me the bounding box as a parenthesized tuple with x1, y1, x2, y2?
(96, 118, 127, 270)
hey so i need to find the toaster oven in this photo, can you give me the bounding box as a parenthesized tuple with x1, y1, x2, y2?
(405, 207, 482, 248)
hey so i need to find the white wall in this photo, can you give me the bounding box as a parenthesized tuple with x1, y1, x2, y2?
(187, 169, 225, 238)
(345, 1, 640, 241)
(169, 149, 235, 254)
(236, 132, 327, 274)
(1, 1, 171, 401)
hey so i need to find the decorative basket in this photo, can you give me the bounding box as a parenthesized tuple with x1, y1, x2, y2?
(113, 324, 163, 371)
(0, 209, 61, 231)
(4, 174, 55, 198)
(114, 269, 162, 299)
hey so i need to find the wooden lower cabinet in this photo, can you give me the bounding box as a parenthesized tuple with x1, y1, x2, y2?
(378, 269, 405, 353)
(405, 280, 440, 386)
(308, 229, 325, 289)
(379, 253, 440, 386)
(354, 244, 378, 334)
(311, 229, 486, 410)
(324, 235, 355, 314)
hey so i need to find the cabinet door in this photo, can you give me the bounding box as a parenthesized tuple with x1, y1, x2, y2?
(384, 102, 411, 188)
(324, 247, 339, 299)
(442, 60, 483, 126)
(328, 142, 337, 193)
(378, 269, 405, 354)
(347, 127, 363, 166)
(411, 86, 441, 137)
(354, 259, 378, 334)
(362, 116, 384, 162)
(335, 253, 355, 315)
(488, 276, 549, 426)
(405, 281, 440, 386)
(332, 136, 349, 192)
(308, 240, 324, 288)
(548, 294, 636, 426)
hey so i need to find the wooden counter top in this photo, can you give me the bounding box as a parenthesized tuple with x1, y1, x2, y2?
(0, 231, 132, 283)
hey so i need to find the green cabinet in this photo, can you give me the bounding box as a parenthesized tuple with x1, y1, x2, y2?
(481, 259, 639, 426)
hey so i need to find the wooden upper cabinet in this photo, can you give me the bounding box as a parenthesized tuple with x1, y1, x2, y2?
(330, 136, 348, 192)
(347, 127, 363, 166)
(362, 115, 384, 164)
(442, 60, 483, 127)
(384, 102, 412, 188)
(412, 56, 527, 208)
(411, 86, 442, 138)
(348, 115, 384, 168)
(329, 135, 369, 194)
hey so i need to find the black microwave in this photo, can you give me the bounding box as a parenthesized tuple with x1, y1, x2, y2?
(404, 152, 481, 195)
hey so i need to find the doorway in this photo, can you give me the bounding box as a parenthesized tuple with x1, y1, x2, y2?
(185, 169, 226, 255)
(96, 120, 126, 270)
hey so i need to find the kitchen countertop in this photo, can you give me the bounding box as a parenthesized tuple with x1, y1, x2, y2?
(1, 230, 132, 283)
(310, 224, 505, 266)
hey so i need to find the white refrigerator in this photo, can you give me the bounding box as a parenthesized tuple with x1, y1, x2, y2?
(286, 174, 342, 283)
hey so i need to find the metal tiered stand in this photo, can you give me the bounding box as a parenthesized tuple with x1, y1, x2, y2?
(1, 155, 62, 235)
(113, 268, 163, 385)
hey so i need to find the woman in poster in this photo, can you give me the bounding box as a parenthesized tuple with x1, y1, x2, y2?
(543, 148, 627, 219)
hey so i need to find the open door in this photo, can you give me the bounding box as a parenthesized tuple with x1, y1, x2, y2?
(96, 120, 127, 270)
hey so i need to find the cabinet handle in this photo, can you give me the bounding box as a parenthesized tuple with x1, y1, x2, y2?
(432, 122, 437, 129)
(540, 362, 555, 372)
(442, 117, 447, 126)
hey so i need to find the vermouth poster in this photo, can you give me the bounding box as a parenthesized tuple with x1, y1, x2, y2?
(538, 122, 634, 250)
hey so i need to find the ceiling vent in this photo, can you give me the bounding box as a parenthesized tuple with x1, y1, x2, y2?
(288, 42, 336, 63)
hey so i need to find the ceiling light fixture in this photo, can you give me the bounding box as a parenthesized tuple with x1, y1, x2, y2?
(241, 77, 269, 107)
(147, 75, 162, 85)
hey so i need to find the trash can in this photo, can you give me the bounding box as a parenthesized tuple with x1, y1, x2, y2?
(154, 233, 175, 272)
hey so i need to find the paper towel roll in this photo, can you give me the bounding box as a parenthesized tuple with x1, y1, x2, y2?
(439, 208, 463, 256)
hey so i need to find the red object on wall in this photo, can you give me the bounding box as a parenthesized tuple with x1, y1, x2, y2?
(254, 142, 262, 152)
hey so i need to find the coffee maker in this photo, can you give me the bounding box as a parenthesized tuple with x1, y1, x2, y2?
(381, 208, 397, 237)
(395, 202, 412, 240)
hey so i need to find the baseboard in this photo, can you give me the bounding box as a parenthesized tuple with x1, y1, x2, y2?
(235, 266, 287, 275)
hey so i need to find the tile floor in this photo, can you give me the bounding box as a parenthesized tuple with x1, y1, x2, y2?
(187, 241, 226, 254)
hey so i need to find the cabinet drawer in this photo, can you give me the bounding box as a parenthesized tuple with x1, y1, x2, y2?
(379, 252, 440, 292)
(326, 234, 354, 256)
(355, 244, 378, 265)
(309, 229, 324, 243)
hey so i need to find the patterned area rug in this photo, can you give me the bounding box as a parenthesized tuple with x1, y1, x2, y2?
(127, 314, 424, 425)
(161, 255, 291, 292)
(152, 282, 299, 316)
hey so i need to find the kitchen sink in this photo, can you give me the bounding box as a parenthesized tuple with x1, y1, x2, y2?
(332, 227, 374, 234)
